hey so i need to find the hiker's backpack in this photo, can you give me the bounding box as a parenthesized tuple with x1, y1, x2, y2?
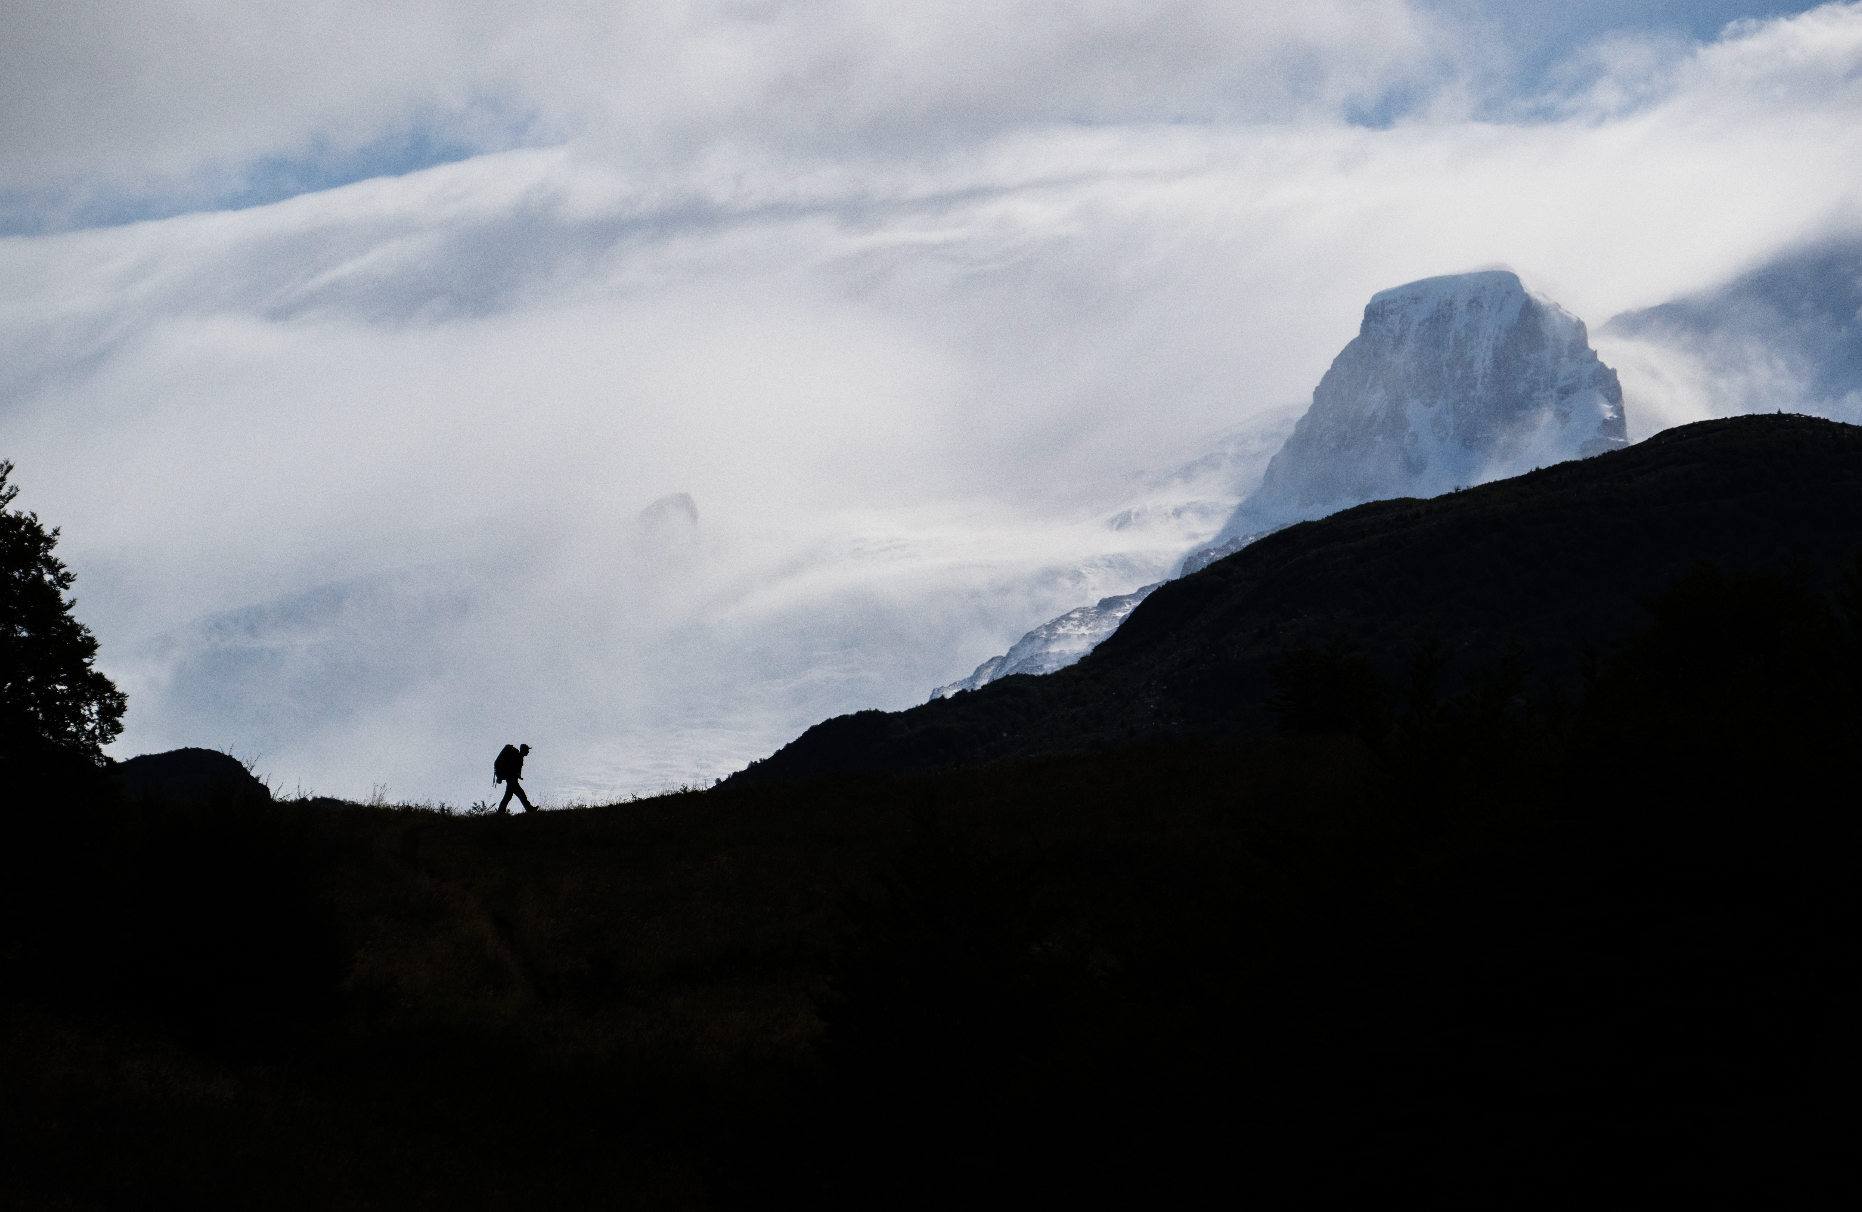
(494, 744, 521, 784)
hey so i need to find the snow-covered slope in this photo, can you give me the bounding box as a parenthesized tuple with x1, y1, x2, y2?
(1224, 271, 1624, 533)
(934, 517, 1305, 701)
(931, 581, 1163, 699)
(1102, 406, 1302, 540)
(925, 407, 1303, 701)
(1176, 526, 1289, 578)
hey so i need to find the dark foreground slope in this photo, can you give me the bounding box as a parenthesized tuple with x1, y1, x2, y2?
(735, 414, 1862, 783)
(6, 630, 1855, 1207)
(4, 415, 1856, 1206)
(7, 523, 1859, 1205)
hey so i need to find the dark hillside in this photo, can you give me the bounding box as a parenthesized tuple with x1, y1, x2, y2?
(117, 746, 272, 806)
(734, 414, 1862, 782)
(7, 642, 1853, 1204)
(4, 418, 1855, 1204)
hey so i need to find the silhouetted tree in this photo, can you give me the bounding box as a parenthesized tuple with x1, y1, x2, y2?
(0, 460, 126, 759)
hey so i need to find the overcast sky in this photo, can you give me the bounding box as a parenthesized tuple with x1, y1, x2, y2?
(2, 1, 1857, 804)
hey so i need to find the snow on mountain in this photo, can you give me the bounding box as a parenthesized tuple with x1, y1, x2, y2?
(925, 407, 1300, 701)
(1176, 525, 1289, 578)
(930, 272, 1630, 701)
(1102, 406, 1303, 540)
(1220, 271, 1625, 535)
(931, 581, 1164, 699)
(932, 518, 1302, 702)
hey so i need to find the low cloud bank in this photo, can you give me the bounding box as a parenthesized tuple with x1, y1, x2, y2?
(1, 5, 1858, 801)
(1597, 233, 1862, 437)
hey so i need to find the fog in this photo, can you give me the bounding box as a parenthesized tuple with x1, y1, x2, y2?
(2, 2, 1858, 803)
(1594, 233, 1862, 437)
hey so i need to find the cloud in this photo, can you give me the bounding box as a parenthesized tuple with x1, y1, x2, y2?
(2, 0, 1844, 256)
(0, 2, 519, 178)
(0, 1, 1452, 228)
(1597, 232, 1862, 435)
(15, 1, 1824, 231)
(1, 3, 1859, 802)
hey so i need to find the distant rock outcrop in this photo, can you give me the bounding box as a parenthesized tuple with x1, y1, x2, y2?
(1229, 271, 1625, 530)
(116, 747, 272, 806)
(639, 492, 699, 537)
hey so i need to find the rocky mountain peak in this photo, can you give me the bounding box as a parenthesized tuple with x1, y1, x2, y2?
(1228, 270, 1625, 530)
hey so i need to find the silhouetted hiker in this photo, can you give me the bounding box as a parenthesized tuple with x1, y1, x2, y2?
(494, 743, 534, 814)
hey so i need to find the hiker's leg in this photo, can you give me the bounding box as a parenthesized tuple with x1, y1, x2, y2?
(498, 782, 516, 813)
(514, 781, 534, 813)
